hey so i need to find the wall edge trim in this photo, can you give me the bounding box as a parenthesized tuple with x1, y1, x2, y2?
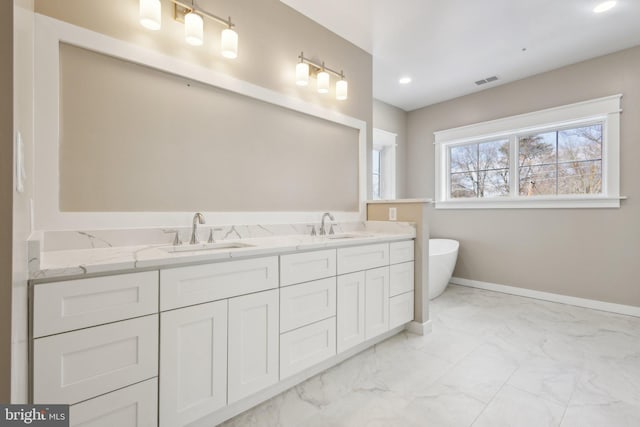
(451, 277, 640, 318)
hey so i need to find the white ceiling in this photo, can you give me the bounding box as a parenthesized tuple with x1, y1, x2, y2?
(281, 0, 640, 111)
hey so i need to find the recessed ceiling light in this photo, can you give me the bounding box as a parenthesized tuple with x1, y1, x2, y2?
(593, 1, 616, 13)
(399, 77, 412, 85)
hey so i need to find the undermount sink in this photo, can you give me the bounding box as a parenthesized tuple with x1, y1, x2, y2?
(161, 242, 254, 253)
(326, 233, 373, 240)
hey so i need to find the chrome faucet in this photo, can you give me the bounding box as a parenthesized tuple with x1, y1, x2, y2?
(319, 212, 335, 236)
(190, 212, 206, 244)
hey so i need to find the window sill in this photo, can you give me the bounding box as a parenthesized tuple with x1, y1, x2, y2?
(435, 196, 625, 210)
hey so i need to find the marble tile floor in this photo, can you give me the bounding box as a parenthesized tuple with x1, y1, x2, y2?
(221, 284, 640, 427)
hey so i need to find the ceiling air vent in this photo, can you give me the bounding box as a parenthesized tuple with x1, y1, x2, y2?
(475, 76, 499, 86)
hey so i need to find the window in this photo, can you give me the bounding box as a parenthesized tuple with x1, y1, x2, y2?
(519, 123, 602, 196)
(372, 128, 397, 200)
(450, 139, 510, 198)
(372, 148, 382, 199)
(434, 95, 621, 209)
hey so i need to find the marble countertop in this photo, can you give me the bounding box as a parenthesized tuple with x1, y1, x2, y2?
(31, 229, 415, 283)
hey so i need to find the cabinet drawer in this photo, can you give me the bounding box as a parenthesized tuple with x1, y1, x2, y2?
(70, 378, 158, 427)
(33, 271, 158, 338)
(33, 315, 158, 405)
(280, 249, 336, 286)
(337, 243, 389, 274)
(389, 262, 414, 297)
(390, 240, 414, 264)
(160, 256, 278, 310)
(389, 292, 414, 329)
(280, 277, 336, 332)
(280, 317, 336, 380)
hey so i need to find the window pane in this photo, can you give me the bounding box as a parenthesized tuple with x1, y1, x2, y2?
(450, 144, 478, 174)
(480, 169, 510, 197)
(519, 164, 556, 196)
(519, 131, 556, 167)
(450, 172, 476, 198)
(372, 149, 381, 175)
(479, 139, 509, 170)
(558, 124, 602, 163)
(558, 160, 602, 194)
(372, 173, 380, 199)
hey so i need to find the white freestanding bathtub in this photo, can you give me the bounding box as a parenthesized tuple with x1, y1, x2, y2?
(429, 239, 459, 299)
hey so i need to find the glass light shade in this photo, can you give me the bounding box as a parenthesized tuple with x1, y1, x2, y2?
(336, 79, 348, 100)
(139, 0, 161, 31)
(221, 28, 238, 59)
(317, 71, 330, 94)
(296, 62, 309, 86)
(184, 12, 204, 46)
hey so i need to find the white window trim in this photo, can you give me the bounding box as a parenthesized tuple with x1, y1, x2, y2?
(372, 128, 397, 200)
(434, 95, 622, 209)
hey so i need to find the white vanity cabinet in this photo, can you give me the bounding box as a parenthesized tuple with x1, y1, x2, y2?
(31, 237, 415, 427)
(31, 272, 160, 421)
(336, 241, 415, 352)
(159, 300, 228, 427)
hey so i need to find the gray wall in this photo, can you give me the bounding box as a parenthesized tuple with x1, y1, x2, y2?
(407, 46, 640, 307)
(1, 0, 14, 402)
(373, 99, 408, 198)
(35, 0, 374, 203)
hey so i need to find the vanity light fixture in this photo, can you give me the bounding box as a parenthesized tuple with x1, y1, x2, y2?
(139, 0, 162, 30)
(296, 52, 348, 100)
(140, 0, 238, 59)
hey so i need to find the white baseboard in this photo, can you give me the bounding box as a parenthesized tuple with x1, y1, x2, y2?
(451, 277, 640, 318)
(406, 320, 433, 336)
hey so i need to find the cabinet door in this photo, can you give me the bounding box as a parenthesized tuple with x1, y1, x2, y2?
(70, 378, 157, 427)
(336, 272, 365, 353)
(365, 267, 390, 339)
(228, 290, 279, 404)
(160, 300, 228, 427)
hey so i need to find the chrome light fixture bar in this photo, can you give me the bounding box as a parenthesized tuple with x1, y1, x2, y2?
(140, 0, 238, 59)
(296, 52, 348, 101)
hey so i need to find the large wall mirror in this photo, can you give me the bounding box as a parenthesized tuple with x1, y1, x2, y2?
(35, 15, 366, 230)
